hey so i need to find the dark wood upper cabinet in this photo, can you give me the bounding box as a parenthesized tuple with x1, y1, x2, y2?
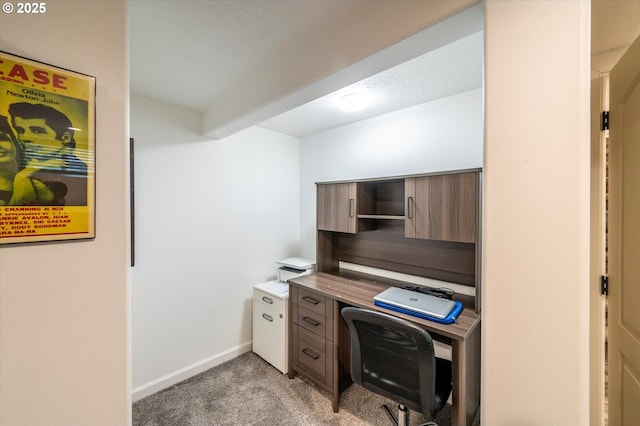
(315, 169, 482, 312)
(318, 171, 479, 241)
(405, 172, 478, 243)
(317, 182, 357, 233)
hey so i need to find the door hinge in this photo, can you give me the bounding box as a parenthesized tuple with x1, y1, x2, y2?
(601, 111, 609, 131)
(601, 276, 609, 296)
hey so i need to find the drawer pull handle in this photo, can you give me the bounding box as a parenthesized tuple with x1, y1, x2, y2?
(302, 348, 319, 360)
(262, 296, 273, 304)
(407, 196, 414, 219)
(262, 313, 273, 322)
(302, 316, 320, 327)
(302, 296, 319, 305)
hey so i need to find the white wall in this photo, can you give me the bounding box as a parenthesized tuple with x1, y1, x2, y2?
(483, 1, 590, 424)
(0, 1, 130, 425)
(130, 94, 300, 399)
(299, 88, 483, 258)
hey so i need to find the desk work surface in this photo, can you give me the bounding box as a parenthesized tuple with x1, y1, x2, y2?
(288, 271, 480, 341)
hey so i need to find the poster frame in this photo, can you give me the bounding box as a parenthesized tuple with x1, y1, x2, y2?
(0, 50, 96, 245)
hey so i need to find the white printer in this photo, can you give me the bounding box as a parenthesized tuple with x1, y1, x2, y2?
(276, 257, 315, 282)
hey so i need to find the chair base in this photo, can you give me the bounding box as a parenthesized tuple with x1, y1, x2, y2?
(381, 403, 407, 426)
(380, 403, 439, 426)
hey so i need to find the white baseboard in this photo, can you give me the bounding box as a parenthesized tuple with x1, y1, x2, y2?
(131, 341, 252, 402)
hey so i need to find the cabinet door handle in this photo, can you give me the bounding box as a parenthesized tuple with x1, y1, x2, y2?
(301, 296, 319, 305)
(302, 316, 320, 327)
(262, 296, 273, 304)
(302, 348, 319, 360)
(407, 196, 414, 219)
(349, 198, 355, 217)
(262, 313, 273, 322)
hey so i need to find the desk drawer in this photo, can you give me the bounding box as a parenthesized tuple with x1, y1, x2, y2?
(296, 287, 326, 315)
(293, 326, 333, 388)
(254, 288, 286, 313)
(297, 305, 333, 340)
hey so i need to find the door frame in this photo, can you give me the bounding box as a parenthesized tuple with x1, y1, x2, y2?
(590, 71, 609, 426)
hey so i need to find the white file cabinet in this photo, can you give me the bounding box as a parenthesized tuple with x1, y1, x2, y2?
(252, 281, 289, 374)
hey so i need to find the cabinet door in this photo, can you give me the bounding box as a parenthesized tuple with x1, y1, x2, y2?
(405, 172, 477, 243)
(317, 183, 357, 233)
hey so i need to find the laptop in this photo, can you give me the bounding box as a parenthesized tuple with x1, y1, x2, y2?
(373, 287, 457, 320)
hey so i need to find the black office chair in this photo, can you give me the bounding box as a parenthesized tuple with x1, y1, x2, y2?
(341, 307, 452, 426)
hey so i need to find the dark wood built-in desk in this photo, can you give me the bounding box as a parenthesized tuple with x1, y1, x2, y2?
(290, 170, 482, 426)
(287, 271, 481, 426)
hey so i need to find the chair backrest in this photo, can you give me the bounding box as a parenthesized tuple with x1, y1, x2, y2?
(341, 307, 440, 416)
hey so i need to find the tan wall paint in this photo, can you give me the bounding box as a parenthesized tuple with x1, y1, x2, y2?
(483, 1, 591, 424)
(0, 1, 130, 425)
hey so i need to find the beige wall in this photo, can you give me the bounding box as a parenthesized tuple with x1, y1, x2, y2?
(0, 1, 130, 425)
(483, 1, 590, 424)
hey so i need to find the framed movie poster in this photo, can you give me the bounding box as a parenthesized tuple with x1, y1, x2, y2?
(0, 51, 96, 244)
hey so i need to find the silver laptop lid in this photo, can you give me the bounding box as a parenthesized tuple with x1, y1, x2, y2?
(373, 287, 456, 319)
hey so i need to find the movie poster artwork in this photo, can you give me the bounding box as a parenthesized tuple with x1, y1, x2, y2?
(0, 51, 95, 244)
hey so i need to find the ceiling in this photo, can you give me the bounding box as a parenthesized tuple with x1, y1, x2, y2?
(591, 0, 640, 73)
(129, 0, 373, 114)
(129, 0, 483, 138)
(259, 31, 483, 137)
(129, 1, 640, 139)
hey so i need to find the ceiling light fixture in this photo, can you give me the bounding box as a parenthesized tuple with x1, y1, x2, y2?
(338, 93, 371, 112)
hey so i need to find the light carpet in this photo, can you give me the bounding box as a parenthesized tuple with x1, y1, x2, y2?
(133, 352, 451, 426)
